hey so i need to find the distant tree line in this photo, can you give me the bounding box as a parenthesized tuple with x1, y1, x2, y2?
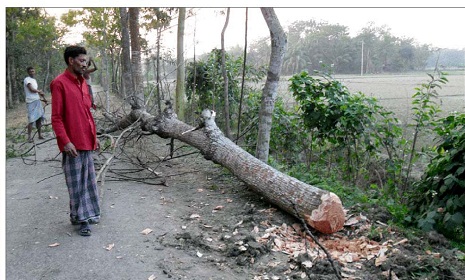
(229, 20, 464, 75)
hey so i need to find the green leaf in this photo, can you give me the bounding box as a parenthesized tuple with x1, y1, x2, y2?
(450, 212, 464, 225)
(455, 166, 465, 176)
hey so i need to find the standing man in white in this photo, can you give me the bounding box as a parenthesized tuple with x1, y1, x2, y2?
(24, 66, 47, 142)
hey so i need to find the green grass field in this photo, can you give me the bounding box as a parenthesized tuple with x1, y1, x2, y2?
(278, 71, 465, 125)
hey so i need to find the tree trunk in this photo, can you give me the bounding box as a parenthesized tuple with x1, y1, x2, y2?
(119, 7, 133, 99)
(256, 8, 287, 162)
(7, 56, 14, 109)
(175, 8, 186, 120)
(129, 7, 144, 109)
(221, 8, 232, 139)
(101, 105, 346, 234)
(156, 28, 162, 115)
(236, 8, 249, 144)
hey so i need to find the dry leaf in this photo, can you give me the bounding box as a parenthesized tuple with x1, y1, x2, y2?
(226, 198, 233, 203)
(105, 243, 115, 251)
(393, 238, 408, 246)
(213, 205, 224, 211)
(196, 251, 203, 258)
(274, 238, 283, 248)
(375, 255, 387, 266)
(148, 274, 156, 280)
(48, 243, 60, 247)
(267, 261, 280, 268)
(190, 214, 201, 219)
(203, 224, 212, 228)
(344, 216, 361, 226)
(252, 226, 259, 233)
(141, 228, 153, 235)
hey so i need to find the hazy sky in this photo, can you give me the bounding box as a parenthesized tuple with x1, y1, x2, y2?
(180, 7, 465, 55)
(41, 6, 465, 59)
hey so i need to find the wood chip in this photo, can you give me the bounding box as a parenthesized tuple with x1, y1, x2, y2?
(213, 205, 224, 210)
(189, 214, 201, 219)
(141, 228, 153, 235)
(105, 243, 115, 251)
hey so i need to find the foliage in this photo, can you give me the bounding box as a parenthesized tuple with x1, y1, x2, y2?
(409, 113, 465, 240)
(288, 70, 405, 184)
(6, 8, 63, 107)
(241, 92, 310, 166)
(185, 48, 266, 131)
(404, 72, 446, 191)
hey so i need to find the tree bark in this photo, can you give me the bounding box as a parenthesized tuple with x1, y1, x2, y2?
(119, 7, 133, 99)
(156, 28, 162, 115)
(129, 7, 144, 109)
(101, 105, 346, 234)
(221, 8, 232, 139)
(175, 8, 186, 120)
(256, 8, 287, 162)
(236, 8, 248, 144)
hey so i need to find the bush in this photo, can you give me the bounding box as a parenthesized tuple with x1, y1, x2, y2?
(409, 113, 465, 240)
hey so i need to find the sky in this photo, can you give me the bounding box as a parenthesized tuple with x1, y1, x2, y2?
(42, 6, 465, 59)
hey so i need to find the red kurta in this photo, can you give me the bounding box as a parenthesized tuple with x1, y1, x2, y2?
(50, 69, 97, 152)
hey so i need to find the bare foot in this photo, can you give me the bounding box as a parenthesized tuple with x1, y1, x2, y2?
(27, 138, 34, 143)
(38, 136, 45, 140)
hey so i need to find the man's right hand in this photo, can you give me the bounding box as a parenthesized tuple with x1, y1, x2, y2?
(63, 142, 78, 157)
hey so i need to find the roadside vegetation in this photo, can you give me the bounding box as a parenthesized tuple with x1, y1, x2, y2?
(186, 49, 464, 252)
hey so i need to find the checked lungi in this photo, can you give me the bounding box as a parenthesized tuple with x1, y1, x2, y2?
(27, 99, 45, 124)
(62, 151, 101, 224)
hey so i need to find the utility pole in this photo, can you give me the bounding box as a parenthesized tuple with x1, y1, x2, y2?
(361, 40, 364, 76)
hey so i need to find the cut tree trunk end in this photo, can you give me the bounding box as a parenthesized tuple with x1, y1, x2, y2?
(108, 104, 346, 234)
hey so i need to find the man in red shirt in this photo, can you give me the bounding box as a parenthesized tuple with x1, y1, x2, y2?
(51, 45, 100, 236)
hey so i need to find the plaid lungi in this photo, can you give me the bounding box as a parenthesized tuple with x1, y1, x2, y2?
(27, 100, 45, 124)
(62, 151, 100, 223)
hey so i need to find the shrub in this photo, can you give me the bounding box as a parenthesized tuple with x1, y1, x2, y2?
(409, 113, 465, 240)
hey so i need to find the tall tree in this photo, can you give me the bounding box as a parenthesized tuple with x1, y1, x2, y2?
(256, 8, 287, 162)
(140, 8, 174, 113)
(61, 8, 122, 94)
(175, 8, 186, 120)
(129, 7, 144, 109)
(119, 7, 134, 99)
(236, 8, 248, 143)
(220, 8, 232, 139)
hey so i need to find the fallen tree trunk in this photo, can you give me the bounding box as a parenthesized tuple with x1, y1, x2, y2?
(101, 104, 346, 234)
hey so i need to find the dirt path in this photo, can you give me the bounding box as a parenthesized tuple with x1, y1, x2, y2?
(5, 126, 255, 279)
(5, 101, 465, 280)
